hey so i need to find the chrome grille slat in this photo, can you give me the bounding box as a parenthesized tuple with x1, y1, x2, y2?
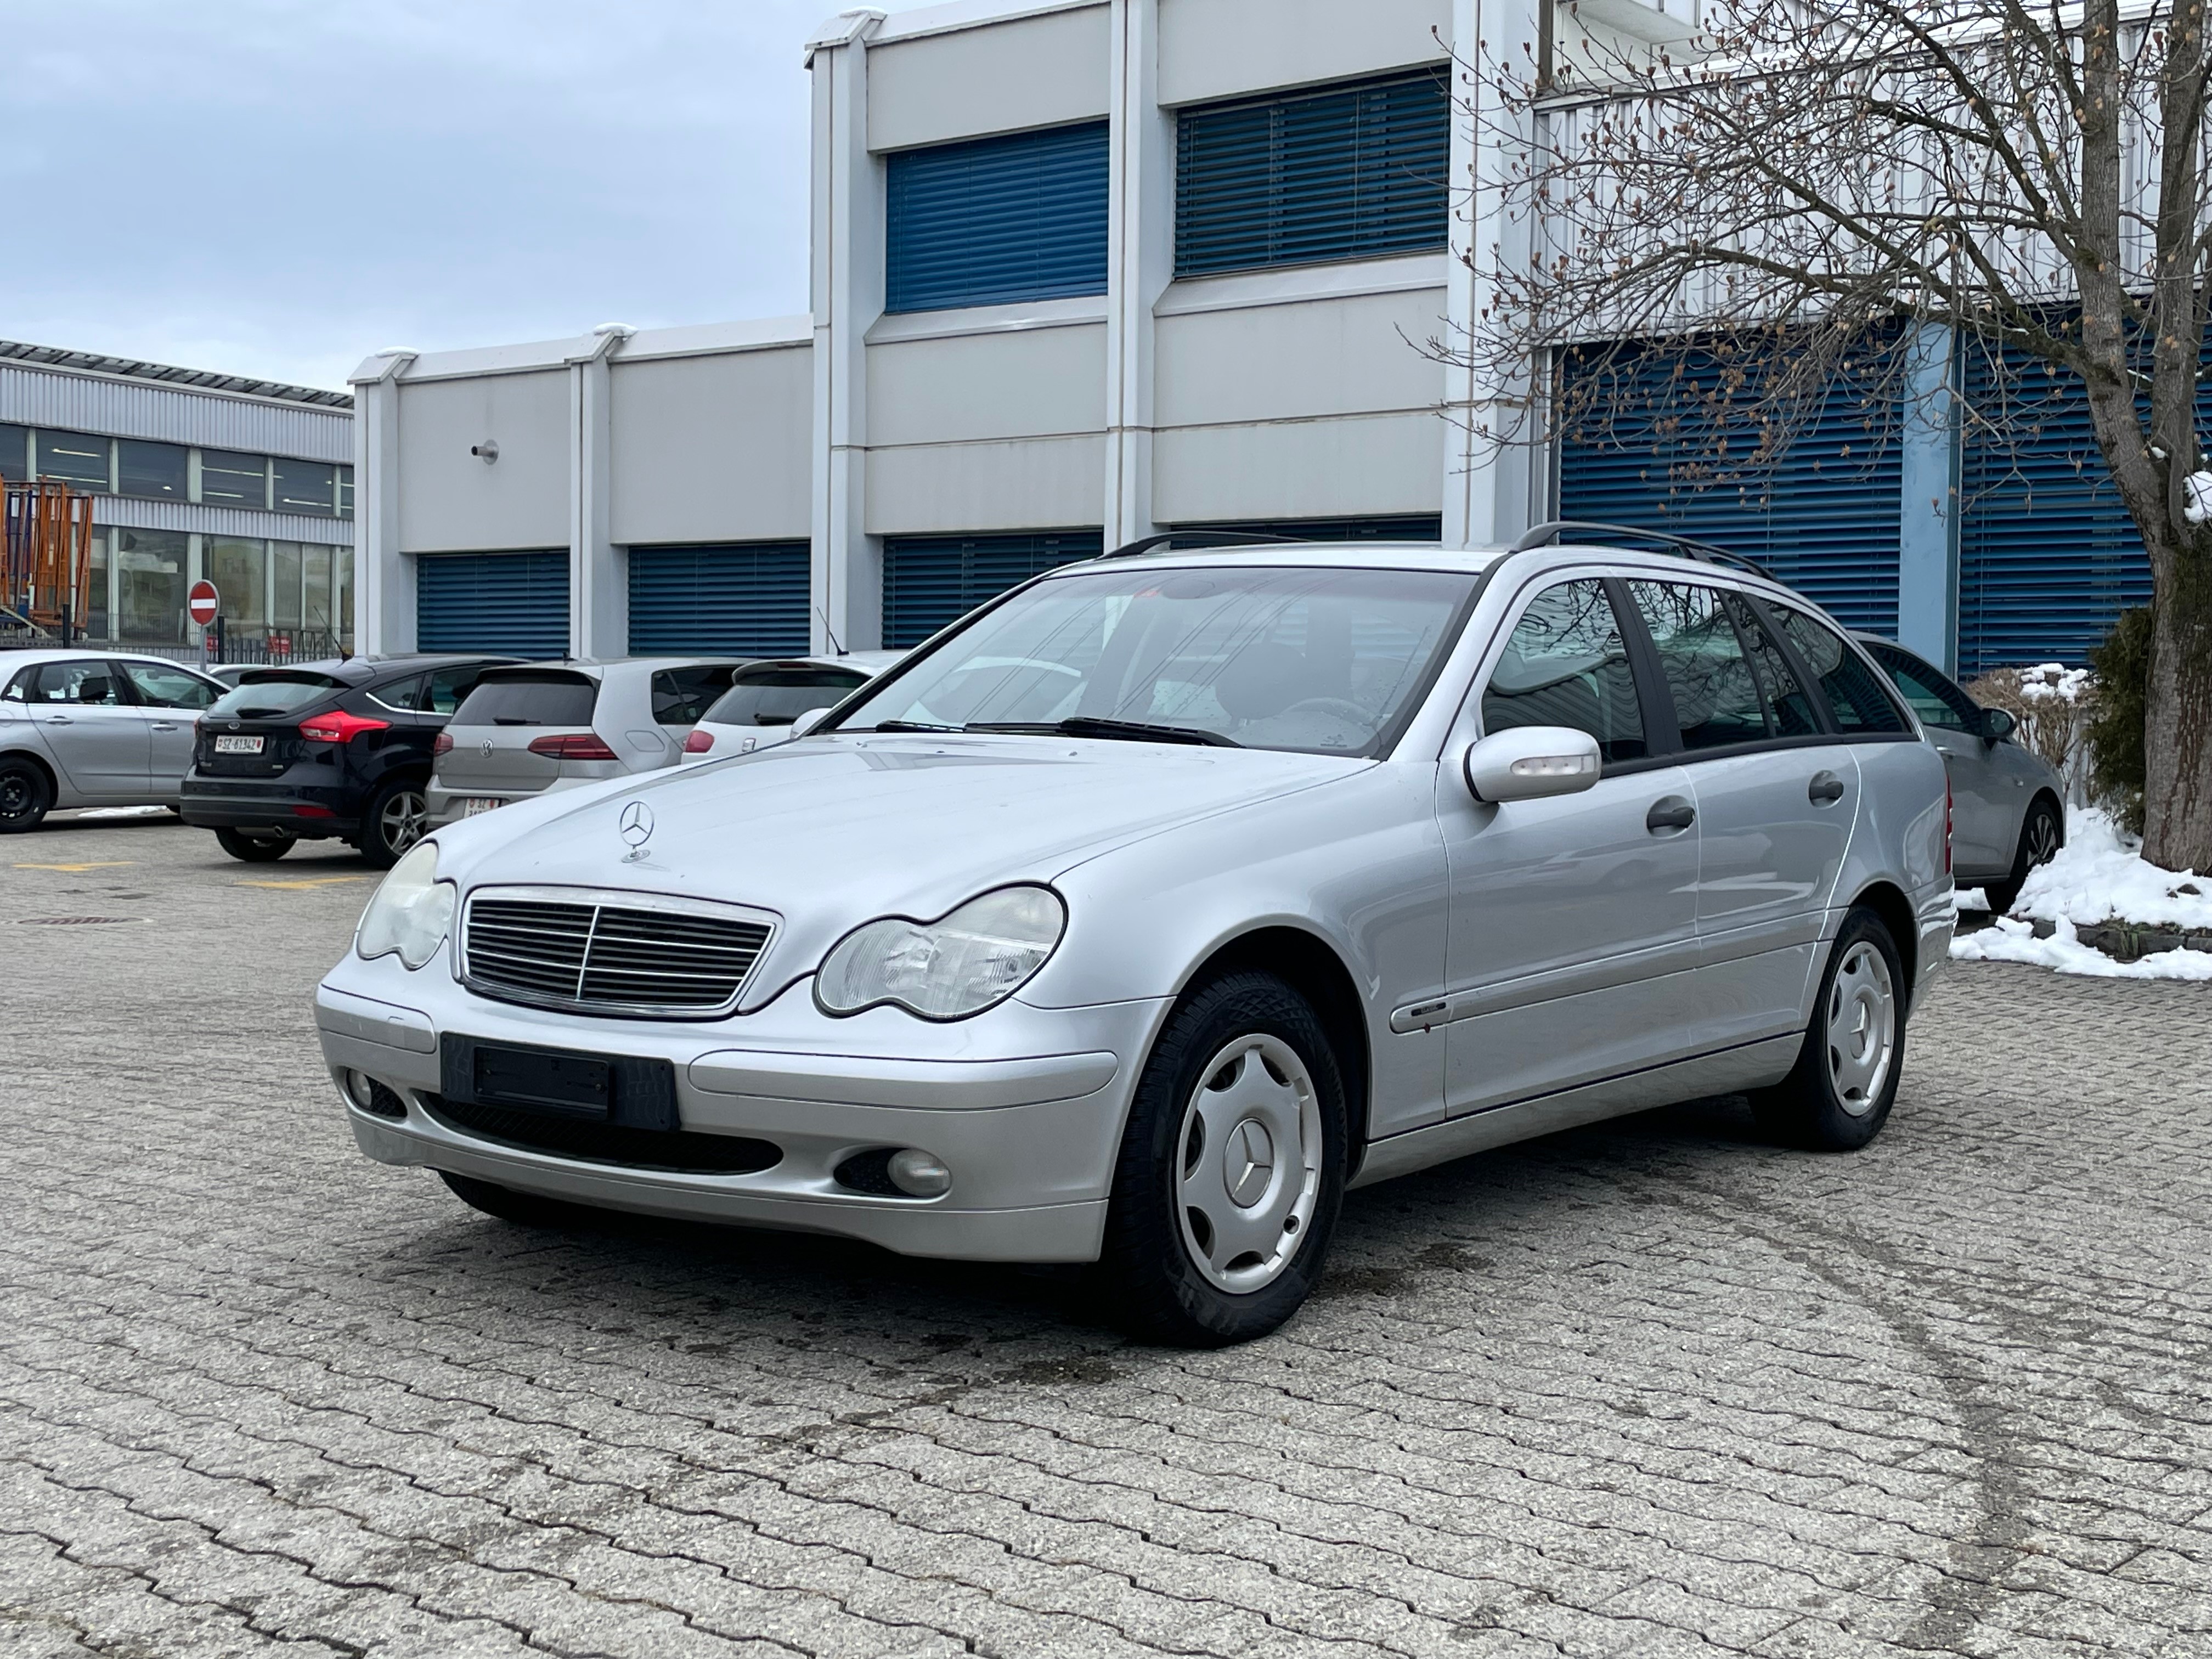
(462, 891, 771, 1017)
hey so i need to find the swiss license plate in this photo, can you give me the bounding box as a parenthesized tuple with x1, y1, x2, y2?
(472, 1045, 611, 1118)
(213, 735, 264, 754)
(461, 797, 502, 816)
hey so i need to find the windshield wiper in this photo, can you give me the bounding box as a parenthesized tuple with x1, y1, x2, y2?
(968, 717, 1241, 748)
(861, 719, 966, 733)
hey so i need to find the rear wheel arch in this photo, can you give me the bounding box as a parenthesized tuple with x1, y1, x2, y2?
(1842, 880, 1916, 1002)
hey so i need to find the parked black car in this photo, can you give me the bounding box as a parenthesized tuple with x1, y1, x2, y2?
(179, 654, 515, 866)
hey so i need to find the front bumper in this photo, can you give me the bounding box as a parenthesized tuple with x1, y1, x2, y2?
(180, 774, 354, 837)
(315, 953, 1167, 1263)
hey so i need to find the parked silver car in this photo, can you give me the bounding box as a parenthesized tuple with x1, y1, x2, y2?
(0, 648, 227, 832)
(680, 652, 905, 761)
(425, 658, 743, 829)
(319, 535, 1951, 1345)
(1858, 636, 2066, 912)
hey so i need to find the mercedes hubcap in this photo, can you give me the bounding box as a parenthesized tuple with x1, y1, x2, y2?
(383, 790, 428, 855)
(1826, 941, 1896, 1117)
(1175, 1035, 1321, 1293)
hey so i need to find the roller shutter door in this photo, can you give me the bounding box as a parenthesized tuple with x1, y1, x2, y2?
(885, 123, 1110, 314)
(1557, 343, 1904, 635)
(628, 543, 810, 657)
(1957, 341, 2155, 675)
(415, 551, 568, 659)
(881, 531, 1102, 650)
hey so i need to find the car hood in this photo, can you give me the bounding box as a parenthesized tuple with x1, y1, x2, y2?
(430, 732, 1364, 1006)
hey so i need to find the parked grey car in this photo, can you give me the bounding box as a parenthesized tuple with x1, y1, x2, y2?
(0, 648, 226, 832)
(1858, 636, 2066, 912)
(425, 658, 743, 829)
(680, 652, 905, 761)
(319, 534, 1951, 1346)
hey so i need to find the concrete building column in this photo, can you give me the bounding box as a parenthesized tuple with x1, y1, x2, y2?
(809, 9, 888, 653)
(568, 324, 630, 659)
(349, 349, 415, 656)
(1103, 0, 1170, 550)
(1897, 321, 1962, 671)
(1442, 0, 1544, 548)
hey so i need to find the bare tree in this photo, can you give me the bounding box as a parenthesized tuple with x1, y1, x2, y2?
(1454, 0, 2212, 872)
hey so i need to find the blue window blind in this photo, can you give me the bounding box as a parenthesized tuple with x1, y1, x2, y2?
(1957, 338, 2156, 675)
(628, 543, 810, 657)
(885, 122, 1110, 314)
(1176, 69, 1449, 278)
(1556, 342, 1904, 635)
(881, 531, 1102, 649)
(416, 550, 568, 659)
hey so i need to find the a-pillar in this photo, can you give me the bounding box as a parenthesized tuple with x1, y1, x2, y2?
(348, 349, 416, 656)
(1897, 321, 1962, 672)
(1103, 0, 1170, 550)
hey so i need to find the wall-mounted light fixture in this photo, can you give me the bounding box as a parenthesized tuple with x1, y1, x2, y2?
(470, 440, 499, 465)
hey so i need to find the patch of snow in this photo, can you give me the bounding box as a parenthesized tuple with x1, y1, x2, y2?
(2012, 663, 2093, 704)
(72, 805, 171, 820)
(1951, 885, 1990, 915)
(2012, 808, 2212, 931)
(2186, 469, 2212, 524)
(1952, 916, 2212, 980)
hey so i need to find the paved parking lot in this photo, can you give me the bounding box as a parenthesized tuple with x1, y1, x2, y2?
(4, 814, 2210, 1659)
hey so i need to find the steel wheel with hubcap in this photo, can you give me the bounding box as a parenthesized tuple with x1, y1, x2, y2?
(0, 759, 54, 833)
(362, 778, 430, 868)
(1099, 970, 1346, 1346)
(1753, 905, 1906, 1150)
(1824, 940, 1895, 1116)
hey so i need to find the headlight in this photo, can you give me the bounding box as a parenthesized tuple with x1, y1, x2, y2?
(816, 885, 1065, 1020)
(355, 841, 456, 970)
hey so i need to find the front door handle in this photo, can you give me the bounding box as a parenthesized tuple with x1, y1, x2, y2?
(41, 714, 72, 725)
(1809, 770, 1847, 806)
(1646, 796, 1696, 834)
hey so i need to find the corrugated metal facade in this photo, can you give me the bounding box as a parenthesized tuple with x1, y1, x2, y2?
(885, 122, 1111, 314)
(628, 543, 811, 656)
(1556, 343, 1905, 636)
(415, 550, 570, 659)
(882, 531, 1103, 648)
(91, 495, 355, 545)
(0, 364, 352, 462)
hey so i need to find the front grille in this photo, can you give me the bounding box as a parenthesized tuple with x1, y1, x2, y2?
(462, 891, 772, 1017)
(421, 1093, 781, 1173)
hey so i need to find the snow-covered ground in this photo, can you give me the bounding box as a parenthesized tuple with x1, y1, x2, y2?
(1951, 808, 2212, 981)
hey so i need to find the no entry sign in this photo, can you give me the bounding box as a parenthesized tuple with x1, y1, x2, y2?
(188, 580, 219, 628)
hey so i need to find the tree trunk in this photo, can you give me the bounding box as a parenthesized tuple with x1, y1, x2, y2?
(2141, 531, 2212, 872)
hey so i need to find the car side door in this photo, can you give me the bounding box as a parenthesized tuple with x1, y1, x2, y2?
(116, 659, 223, 789)
(1621, 579, 1860, 1045)
(1866, 644, 2008, 874)
(22, 659, 150, 798)
(1435, 575, 1703, 1116)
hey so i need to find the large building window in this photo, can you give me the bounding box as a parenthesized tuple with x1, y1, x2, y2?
(200, 448, 269, 511)
(0, 424, 25, 482)
(885, 121, 1111, 313)
(274, 457, 337, 516)
(119, 439, 188, 501)
(115, 528, 189, 644)
(1175, 68, 1451, 278)
(336, 464, 355, 519)
(36, 430, 112, 492)
(205, 537, 268, 631)
(881, 531, 1102, 649)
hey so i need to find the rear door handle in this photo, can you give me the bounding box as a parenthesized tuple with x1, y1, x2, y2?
(1646, 797, 1696, 833)
(41, 714, 71, 725)
(150, 721, 179, 732)
(1809, 770, 1847, 806)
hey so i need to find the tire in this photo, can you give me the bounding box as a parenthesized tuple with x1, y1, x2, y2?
(360, 776, 430, 869)
(1097, 972, 1348, 1347)
(1979, 795, 2063, 916)
(0, 758, 54, 833)
(438, 1171, 578, 1228)
(1752, 907, 1907, 1152)
(215, 825, 294, 862)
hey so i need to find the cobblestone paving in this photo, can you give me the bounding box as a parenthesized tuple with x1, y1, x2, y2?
(4, 815, 2210, 1659)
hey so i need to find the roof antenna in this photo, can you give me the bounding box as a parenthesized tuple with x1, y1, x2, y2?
(814, 604, 845, 656)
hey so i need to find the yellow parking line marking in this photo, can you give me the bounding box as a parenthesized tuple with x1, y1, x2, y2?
(14, 861, 136, 872)
(233, 876, 370, 890)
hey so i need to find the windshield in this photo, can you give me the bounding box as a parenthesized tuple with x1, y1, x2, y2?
(831, 563, 1476, 755)
(451, 673, 599, 727)
(207, 672, 346, 721)
(704, 666, 868, 727)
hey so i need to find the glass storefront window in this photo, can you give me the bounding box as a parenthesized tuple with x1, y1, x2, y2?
(336, 465, 354, 519)
(273, 458, 336, 516)
(86, 531, 110, 640)
(118, 439, 188, 501)
(270, 540, 303, 629)
(0, 424, 25, 482)
(335, 546, 354, 647)
(200, 449, 267, 510)
(303, 543, 334, 634)
(37, 430, 112, 493)
(206, 537, 267, 632)
(116, 528, 189, 644)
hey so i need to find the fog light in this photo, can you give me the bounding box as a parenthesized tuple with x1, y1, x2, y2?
(886, 1149, 952, 1198)
(343, 1069, 376, 1108)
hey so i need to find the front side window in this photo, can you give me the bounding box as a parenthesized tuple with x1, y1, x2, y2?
(1774, 607, 1909, 733)
(1626, 580, 1769, 751)
(120, 661, 218, 710)
(1871, 645, 1977, 732)
(885, 121, 1110, 313)
(836, 563, 1475, 757)
(1481, 580, 1647, 764)
(30, 661, 123, 704)
(704, 667, 867, 728)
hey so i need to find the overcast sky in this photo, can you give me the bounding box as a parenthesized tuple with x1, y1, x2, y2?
(0, 0, 827, 392)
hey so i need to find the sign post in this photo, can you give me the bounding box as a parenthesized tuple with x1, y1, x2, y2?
(188, 580, 221, 664)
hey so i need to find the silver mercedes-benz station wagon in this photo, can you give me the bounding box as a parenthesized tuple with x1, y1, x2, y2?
(316, 526, 1953, 1346)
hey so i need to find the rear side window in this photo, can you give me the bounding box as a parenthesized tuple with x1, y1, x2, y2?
(1871, 646, 1977, 733)
(1624, 581, 1769, 751)
(368, 674, 428, 713)
(1481, 580, 1647, 764)
(209, 672, 346, 720)
(452, 673, 599, 727)
(704, 667, 868, 729)
(1726, 596, 1820, 737)
(1773, 607, 1909, 733)
(423, 663, 493, 714)
(651, 664, 740, 726)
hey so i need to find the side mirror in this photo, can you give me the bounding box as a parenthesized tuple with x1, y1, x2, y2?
(788, 705, 832, 739)
(1462, 726, 1604, 803)
(1977, 706, 2017, 745)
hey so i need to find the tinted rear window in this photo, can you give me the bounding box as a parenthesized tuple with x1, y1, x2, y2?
(208, 673, 346, 720)
(452, 673, 599, 727)
(704, 667, 867, 727)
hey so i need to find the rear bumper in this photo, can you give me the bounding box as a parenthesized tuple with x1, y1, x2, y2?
(426, 781, 556, 828)
(179, 774, 357, 837)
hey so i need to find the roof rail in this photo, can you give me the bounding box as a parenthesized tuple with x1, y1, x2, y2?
(1513, 520, 1778, 584)
(1096, 529, 1307, 561)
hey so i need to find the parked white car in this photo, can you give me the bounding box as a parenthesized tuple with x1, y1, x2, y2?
(0, 648, 227, 831)
(320, 532, 1952, 1346)
(680, 653, 904, 760)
